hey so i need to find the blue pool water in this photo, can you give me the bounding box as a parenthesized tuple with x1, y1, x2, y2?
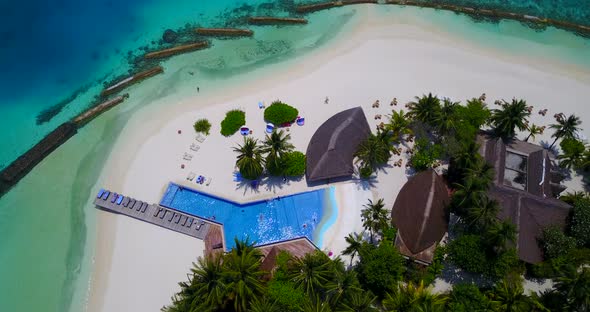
(160, 183, 333, 250)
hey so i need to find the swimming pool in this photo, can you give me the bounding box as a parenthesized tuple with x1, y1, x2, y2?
(159, 183, 334, 250)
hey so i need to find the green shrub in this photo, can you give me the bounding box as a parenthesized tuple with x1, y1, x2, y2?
(410, 138, 442, 171)
(541, 226, 578, 259)
(220, 109, 245, 136)
(267, 280, 308, 312)
(283, 151, 306, 176)
(570, 198, 590, 247)
(356, 242, 406, 298)
(264, 101, 299, 125)
(193, 118, 211, 135)
(359, 166, 373, 179)
(265, 154, 285, 176)
(447, 235, 488, 274)
(447, 283, 493, 312)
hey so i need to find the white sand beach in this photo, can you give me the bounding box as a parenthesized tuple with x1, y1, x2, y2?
(86, 5, 590, 312)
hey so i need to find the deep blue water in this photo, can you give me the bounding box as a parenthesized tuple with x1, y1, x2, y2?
(160, 183, 328, 249)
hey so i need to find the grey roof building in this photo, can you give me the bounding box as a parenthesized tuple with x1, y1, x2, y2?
(478, 134, 571, 263)
(306, 107, 371, 182)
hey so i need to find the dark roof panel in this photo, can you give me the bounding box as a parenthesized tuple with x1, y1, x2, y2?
(306, 107, 371, 182)
(392, 170, 449, 262)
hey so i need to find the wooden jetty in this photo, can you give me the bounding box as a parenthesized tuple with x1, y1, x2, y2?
(94, 189, 213, 240)
(73, 94, 129, 127)
(144, 41, 209, 59)
(101, 66, 164, 97)
(195, 28, 254, 37)
(1, 122, 78, 197)
(248, 17, 308, 25)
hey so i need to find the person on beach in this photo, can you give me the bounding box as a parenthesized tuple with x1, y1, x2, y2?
(197, 86, 200, 93)
(325, 96, 329, 104)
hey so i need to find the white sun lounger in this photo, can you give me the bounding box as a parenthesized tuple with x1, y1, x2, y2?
(206, 177, 212, 186)
(195, 134, 206, 143)
(190, 143, 200, 152)
(187, 172, 196, 181)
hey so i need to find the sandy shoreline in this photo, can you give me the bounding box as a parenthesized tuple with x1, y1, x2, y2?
(86, 5, 590, 312)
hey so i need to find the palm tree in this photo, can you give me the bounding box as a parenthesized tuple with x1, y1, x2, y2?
(387, 109, 413, 142)
(326, 270, 362, 307)
(361, 198, 390, 243)
(524, 124, 543, 142)
(447, 140, 482, 185)
(164, 255, 227, 312)
(342, 233, 364, 266)
(484, 220, 517, 254)
(553, 267, 590, 311)
(233, 137, 264, 180)
(354, 132, 392, 177)
(302, 294, 334, 312)
(558, 138, 586, 170)
(434, 98, 460, 136)
(490, 99, 531, 140)
(451, 173, 490, 217)
(288, 251, 334, 296)
(407, 93, 442, 126)
(383, 281, 447, 312)
(488, 276, 540, 312)
(249, 296, 280, 312)
(223, 242, 265, 312)
(338, 291, 378, 312)
(549, 114, 582, 148)
(466, 196, 500, 231)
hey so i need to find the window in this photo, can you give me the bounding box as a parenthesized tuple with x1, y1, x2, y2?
(504, 151, 527, 190)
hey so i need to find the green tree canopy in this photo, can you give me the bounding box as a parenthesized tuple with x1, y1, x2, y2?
(356, 242, 406, 298)
(490, 99, 531, 140)
(264, 101, 299, 125)
(233, 137, 264, 180)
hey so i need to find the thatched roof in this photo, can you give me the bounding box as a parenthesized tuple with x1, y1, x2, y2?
(306, 107, 371, 182)
(392, 170, 449, 264)
(478, 134, 572, 263)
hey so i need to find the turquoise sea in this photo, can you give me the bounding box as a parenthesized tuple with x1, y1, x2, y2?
(0, 1, 589, 311)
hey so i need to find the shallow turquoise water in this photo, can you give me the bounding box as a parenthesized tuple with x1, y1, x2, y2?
(0, 1, 590, 312)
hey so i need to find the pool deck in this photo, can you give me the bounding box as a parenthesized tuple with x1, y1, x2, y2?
(93, 189, 212, 240)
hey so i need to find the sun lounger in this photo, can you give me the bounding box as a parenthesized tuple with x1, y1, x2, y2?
(153, 207, 161, 217)
(187, 218, 194, 227)
(190, 143, 200, 152)
(111, 193, 118, 203)
(181, 216, 188, 226)
(195, 133, 206, 143)
(135, 201, 143, 211)
(97, 189, 105, 198)
(196, 222, 202, 230)
(168, 212, 175, 222)
(102, 191, 110, 200)
(175, 214, 181, 224)
(206, 177, 212, 186)
(160, 210, 167, 219)
(141, 203, 148, 213)
(116, 195, 124, 205)
(186, 172, 196, 181)
(122, 197, 130, 207)
(128, 199, 136, 209)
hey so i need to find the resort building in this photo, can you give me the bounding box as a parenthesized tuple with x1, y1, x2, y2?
(391, 170, 450, 265)
(478, 134, 571, 263)
(306, 107, 371, 183)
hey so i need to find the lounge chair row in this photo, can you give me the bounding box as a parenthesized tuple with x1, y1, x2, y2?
(153, 207, 206, 231)
(96, 189, 149, 213)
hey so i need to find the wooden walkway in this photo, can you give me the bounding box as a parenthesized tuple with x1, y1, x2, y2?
(93, 189, 211, 239)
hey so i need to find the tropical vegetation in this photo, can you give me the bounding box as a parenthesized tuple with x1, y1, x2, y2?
(233, 137, 264, 180)
(549, 114, 582, 148)
(221, 109, 246, 136)
(264, 101, 299, 125)
(193, 118, 211, 135)
(490, 99, 531, 140)
(355, 130, 392, 178)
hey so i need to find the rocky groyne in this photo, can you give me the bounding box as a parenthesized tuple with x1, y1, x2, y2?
(383, 0, 590, 36)
(195, 28, 254, 37)
(73, 94, 129, 127)
(0, 122, 78, 197)
(100, 66, 164, 97)
(248, 17, 309, 25)
(143, 41, 209, 59)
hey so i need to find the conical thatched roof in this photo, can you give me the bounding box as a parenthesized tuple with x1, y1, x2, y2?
(392, 170, 449, 263)
(306, 107, 371, 182)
